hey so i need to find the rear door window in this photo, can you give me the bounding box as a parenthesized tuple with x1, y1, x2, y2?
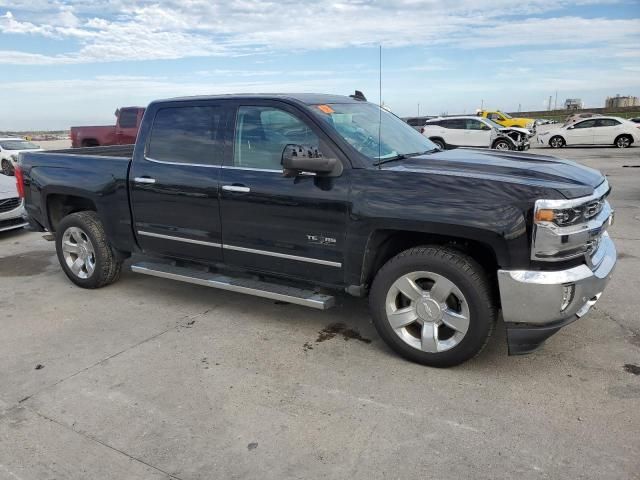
(595, 119, 620, 127)
(119, 109, 139, 128)
(147, 106, 227, 165)
(444, 119, 465, 129)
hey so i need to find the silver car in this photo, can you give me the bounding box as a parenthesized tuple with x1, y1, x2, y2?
(0, 173, 27, 232)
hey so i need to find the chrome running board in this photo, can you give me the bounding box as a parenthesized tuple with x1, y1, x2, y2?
(131, 261, 335, 310)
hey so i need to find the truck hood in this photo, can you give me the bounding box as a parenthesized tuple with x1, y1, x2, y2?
(385, 148, 604, 199)
(499, 126, 531, 136)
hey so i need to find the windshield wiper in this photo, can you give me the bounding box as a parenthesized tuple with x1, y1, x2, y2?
(373, 149, 439, 166)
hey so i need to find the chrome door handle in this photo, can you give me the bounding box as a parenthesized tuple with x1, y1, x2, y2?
(134, 177, 156, 184)
(222, 185, 250, 193)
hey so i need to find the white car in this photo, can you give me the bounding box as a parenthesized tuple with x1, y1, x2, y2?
(421, 116, 531, 150)
(538, 116, 639, 148)
(0, 173, 27, 232)
(0, 137, 42, 176)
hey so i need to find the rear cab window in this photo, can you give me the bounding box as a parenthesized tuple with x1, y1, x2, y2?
(147, 106, 227, 165)
(119, 109, 139, 128)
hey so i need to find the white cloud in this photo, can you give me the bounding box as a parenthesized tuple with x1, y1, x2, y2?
(0, 1, 637, 64)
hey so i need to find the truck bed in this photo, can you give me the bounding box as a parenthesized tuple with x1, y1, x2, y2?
(19, 145, 136, 253)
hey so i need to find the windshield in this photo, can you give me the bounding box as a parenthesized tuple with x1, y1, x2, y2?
(313, 102, 436, 161)
(0, 140, 39, 150)
(500, 111, 512, 119)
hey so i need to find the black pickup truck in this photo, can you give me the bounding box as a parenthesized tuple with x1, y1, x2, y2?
(17, 93, 616, 367)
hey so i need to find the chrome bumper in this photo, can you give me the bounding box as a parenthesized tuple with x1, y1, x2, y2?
(498, 232, 616, 326)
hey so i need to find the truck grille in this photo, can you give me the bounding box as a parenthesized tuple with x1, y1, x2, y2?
(0, 197, 21, 213)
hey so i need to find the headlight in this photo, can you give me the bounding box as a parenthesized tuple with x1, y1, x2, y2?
(535, 198, 604, 227)
(531, 181, 611, 262)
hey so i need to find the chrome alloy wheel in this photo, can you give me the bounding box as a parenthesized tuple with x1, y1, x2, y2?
(616, 136, 630, 148)
(61, 226, 96, 279)
(549, 136, 564, 148)
(385, 271, 470, 353)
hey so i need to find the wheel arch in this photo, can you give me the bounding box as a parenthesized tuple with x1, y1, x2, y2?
(428, 136, 446, 147)
(359, 228, 504, 302)
(46, 193, 97, 232)
(614, 133, 634, 146)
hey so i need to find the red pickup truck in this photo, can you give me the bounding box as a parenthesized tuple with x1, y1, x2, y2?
(70, 107, 145, 148)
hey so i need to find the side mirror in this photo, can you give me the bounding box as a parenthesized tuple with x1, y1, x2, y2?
(281, 144, 337, 176)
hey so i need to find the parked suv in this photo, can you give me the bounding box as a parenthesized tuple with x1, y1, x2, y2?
(19, 93, 616, 367)
(422, 116, 530, 150)
(476, 110, 536, 131)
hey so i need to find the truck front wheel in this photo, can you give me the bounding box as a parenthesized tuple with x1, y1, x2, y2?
(369, 246, 495, 367)
(55, 211, 122, 289)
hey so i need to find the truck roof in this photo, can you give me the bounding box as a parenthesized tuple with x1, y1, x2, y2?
(157, 93, 363, 106)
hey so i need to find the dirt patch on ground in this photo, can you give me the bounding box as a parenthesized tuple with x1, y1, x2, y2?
(316, 323, 372, 344)
(0, 251, 55, 277)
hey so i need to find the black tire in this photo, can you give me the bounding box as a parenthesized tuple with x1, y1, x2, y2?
(55, 211, 122, 288)
(81, 139, 99, 148)
(614, 134, 632, 148)
(1, 159, 13, 176)
(369, 246, 495, 367)
(549, 136, 565, 148)
(430, 138, 445, 150)
(492, 139, 513, 151)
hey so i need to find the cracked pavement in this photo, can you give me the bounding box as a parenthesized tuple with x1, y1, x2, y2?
(1, 145, 639, 479)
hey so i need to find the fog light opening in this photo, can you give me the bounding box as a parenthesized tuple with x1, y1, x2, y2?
(561, 284, 575, 312)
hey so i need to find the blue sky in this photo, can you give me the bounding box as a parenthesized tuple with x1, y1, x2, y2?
(1, 0, 639, 130)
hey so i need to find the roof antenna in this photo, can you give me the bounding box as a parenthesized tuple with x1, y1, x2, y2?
(378, 44, 382, 169)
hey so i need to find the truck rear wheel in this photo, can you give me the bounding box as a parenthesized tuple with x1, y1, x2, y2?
(369, 246, 495, 367)
(55, 211, 122, 289)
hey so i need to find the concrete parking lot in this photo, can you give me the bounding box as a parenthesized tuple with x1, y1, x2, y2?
(1, 144, 639, 479)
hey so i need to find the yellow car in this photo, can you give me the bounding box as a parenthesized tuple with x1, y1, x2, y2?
(477, 110, 536, 131)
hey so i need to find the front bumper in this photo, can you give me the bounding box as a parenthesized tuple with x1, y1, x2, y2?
(497, 232, 616, 354)
(0, 199, 28, 232)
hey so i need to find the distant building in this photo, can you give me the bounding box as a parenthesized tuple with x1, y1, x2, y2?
(605, 94, 640, 108)
(564, 98, 583, 110)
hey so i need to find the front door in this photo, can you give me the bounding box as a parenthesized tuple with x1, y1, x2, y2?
(219, 102, 350, 285)
(463, 118, 491, 147)
(566, 119, 596, 145)
(130, 102, 231, 263)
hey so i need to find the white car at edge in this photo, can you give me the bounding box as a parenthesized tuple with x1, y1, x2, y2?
(0, 137, 42, 176)
(0, 173, 27, 233)
(538, 116, 639, 148)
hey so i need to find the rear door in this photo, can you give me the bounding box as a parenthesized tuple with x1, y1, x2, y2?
(130, 102, 232, 263)
(442, 119, 466, 146)
(566, 119, 596, 145)
(593, 118, 621, 144)
(218, 101, 350, 285)
(116, 108, 142, 145)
